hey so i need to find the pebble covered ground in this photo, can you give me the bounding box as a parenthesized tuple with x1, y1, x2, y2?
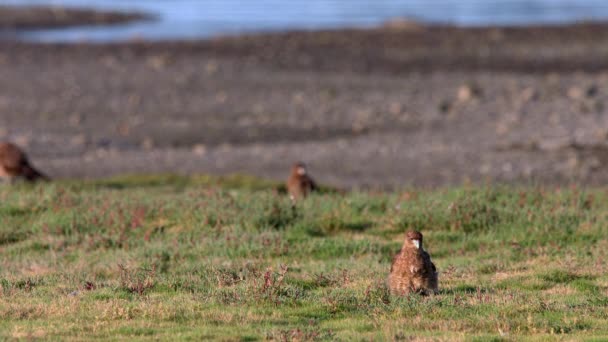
(2, 10, 608, 188)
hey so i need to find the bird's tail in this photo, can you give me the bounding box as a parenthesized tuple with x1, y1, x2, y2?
(22, 164, 49, 182)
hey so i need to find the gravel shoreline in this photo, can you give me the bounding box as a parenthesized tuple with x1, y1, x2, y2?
(3, 20, 608, 188)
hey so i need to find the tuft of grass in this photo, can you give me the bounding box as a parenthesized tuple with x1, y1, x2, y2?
(540, 270, 594, 284)
(117, 264, 157, 296)
(253, 197, 299, 230)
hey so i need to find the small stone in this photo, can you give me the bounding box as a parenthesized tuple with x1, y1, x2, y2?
(100, 55, 118, 68)
(97, 138, 111, 148)
(457, 83, 482, 102)
(545, 73, 560, 84)
(0, 96, 9, 108)
(594, 128, 608, 140)
(128, 94, 141, 106)
(567, 156, 579, 170)
(593, 100, 604, 113)
(438, 100, 452, 114)
(218, 143, 232, 152)
(216, 92, 228, 103)
(141, 137, 154, 150)
(116, 122, 130, 136)
(488, 28, 504, 42)
(68, 114, 82, 127)
(205, 61, 219, 74)
(586, 157, 601, 171)
(292, 92, 305, 104)
(520, 87, 538, 102)
(586, 84, 599, 97)
(495, 122, 510, 135)
(398, 112, 411, 123)
(96, 148, 109, 157)
(568, 86, 585, 100)
(389, 102, 403, 115)
(71, 134, 86, 146)
(351, 122, 367, 134)
(193, 144, 207, 156)
(83, 153, 96, 162)
(146, 55, 167, 70)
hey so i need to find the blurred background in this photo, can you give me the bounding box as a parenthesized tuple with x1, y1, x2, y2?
(5, 0, 608, 41)
(2, 1, 608, 188)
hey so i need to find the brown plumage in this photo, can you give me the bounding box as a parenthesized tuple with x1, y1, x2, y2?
(388, 231, 438, 296)
(0, 142, 49, 183)
(286, 162, 316, 202)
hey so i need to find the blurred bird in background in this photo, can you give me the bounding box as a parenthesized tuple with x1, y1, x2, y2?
(286, 162, 317, 203)
(0, 142, 49, 183)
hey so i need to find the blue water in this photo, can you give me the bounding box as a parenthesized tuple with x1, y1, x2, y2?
(5, 0, 608, 42)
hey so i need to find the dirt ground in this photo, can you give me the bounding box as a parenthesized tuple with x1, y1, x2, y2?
(3, 11, 608, 189)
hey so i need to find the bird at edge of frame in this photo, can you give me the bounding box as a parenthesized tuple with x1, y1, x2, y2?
(387, 230, 438, 296)
(0, 141, 50, 184)
(286, 161, 317, 203)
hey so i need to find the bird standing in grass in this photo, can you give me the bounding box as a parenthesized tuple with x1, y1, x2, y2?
(388, 230, 438, 295)
(0, 142, 49, 183)
(286, 162, 316, 202)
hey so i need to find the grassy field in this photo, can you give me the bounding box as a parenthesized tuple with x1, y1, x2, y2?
(1, 175, 608, 341)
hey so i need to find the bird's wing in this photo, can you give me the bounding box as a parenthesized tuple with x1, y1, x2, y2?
(390, 250, 403, 273)
(422, 251, 437, 272)
(22, 164, 49, 181)
(308, 176, 318, 191)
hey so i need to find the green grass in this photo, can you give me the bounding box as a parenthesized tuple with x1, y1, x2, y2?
(1, 176, 608, 340)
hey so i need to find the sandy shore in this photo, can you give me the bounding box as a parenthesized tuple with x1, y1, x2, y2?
(2, 16, 608, 188)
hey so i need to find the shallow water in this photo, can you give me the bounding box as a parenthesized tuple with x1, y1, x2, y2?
(6, 0, 608, 42)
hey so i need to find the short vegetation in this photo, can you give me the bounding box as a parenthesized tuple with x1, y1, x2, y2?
(1, 176, 607, 340)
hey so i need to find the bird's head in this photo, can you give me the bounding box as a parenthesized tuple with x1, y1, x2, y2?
(405, 230, 424, 250)
(292, 162, 308, 176)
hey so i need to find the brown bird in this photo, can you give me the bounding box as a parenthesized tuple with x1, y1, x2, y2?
(286, 162, 317, 202)
(388, 230, 438, 296)
(0, 142, 49, 183)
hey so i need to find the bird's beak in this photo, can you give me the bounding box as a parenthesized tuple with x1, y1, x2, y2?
(412, 239, 420, 249)
(297, 167, 306, 175)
